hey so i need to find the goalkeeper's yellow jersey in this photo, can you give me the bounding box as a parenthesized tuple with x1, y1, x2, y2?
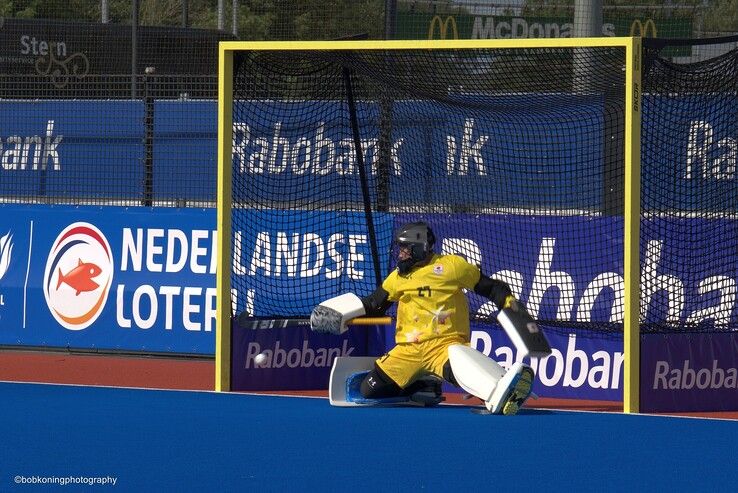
(382, 253, 481, 344)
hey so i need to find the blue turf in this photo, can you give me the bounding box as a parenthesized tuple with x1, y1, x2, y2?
(2, 381, 738, 492)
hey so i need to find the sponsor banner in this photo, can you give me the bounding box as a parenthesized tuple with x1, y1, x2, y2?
(641, 332, 738, 412)
(386, 212, 737, 403)
(0, 198, 735, 396)
(0, 100, 213, 202)
(0, 100, 144, 199)
(154, 101, 217, 202)
(1, 98, 735, 210)
(0, 205, 216, 353)
(469, 324, 623, 401)
(644, 95, 738, 212)
(395, 213, 738, 328)
(0, 17, 232, 78)
(0, 98, 605, 208)
(230, 209, 394, 318)
(398, 12, 691, 55)
(230, 323, 387, 391)
(0, 205, 391, 355)
(232, 99, 605, 210)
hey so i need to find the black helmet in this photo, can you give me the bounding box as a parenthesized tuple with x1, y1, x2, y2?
(394, 222, 435, 274)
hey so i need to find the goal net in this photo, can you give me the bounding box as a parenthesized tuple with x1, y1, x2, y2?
(640, 37, 738, 333)
(216, 39, 640, 404)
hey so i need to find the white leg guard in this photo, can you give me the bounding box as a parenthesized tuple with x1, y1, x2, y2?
(448, 344, 534, 414)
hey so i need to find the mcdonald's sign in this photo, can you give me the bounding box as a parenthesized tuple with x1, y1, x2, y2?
(428, 15, 459, 40)
(630, 19, 657, 38)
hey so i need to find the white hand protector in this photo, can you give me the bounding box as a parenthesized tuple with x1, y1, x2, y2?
(310, 293, 366, 335)
(497, 299, 551, 359)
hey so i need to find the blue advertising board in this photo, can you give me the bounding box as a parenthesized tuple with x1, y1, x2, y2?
(641, 332, 738, 412)
(0, 205, 393, 355)
(642, 94, 738, 212)
(1, 97, 735, 210)
(0, 100, 144, 198)
(0, 205, 216, 354)
(231, 98, 606, 210)
(230, 209, 394, 318)
(398, 213, 738, 328)
(230, 324, 387, 391)
(0, 204, 216, 353)
(468, 324, 624, 401)
(0, 203, 736, 406)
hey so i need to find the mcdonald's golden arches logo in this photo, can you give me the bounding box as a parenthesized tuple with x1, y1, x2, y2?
(428, 15, 459, 40)
(630, 18, 657, 38)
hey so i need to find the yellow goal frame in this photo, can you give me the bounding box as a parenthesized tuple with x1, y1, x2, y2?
(215, 38, 642, 413)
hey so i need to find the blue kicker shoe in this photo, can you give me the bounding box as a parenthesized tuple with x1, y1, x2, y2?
(345, 371, 370, 402)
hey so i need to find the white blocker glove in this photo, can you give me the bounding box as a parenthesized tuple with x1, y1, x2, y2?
(310, 293, 366, 335)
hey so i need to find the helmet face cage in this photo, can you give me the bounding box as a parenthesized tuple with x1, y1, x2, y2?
(393, 222, 435, 274)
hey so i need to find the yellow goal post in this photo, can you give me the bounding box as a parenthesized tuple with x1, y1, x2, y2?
(215, 38, 642, 412)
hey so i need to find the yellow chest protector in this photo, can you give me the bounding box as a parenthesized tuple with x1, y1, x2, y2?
(382, 254, 481, 343)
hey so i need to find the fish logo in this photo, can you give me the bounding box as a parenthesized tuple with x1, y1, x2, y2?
(0, 231, 12, 281)
(57, 259, 102, 295)
(43, 223, 113, 331)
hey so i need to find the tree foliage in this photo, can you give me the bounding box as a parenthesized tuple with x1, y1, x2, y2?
(701, 0, 738, 33)
(0, 0, 734, 38)
(0, 0, 385, 39)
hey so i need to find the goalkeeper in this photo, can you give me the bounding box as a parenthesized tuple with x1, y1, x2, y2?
(310, 221, 541, 415)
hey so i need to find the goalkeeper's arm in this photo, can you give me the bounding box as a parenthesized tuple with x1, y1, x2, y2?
(473, 274, 514, 310)
(361, 286, 393, 317)
(473, 273, 551, 358)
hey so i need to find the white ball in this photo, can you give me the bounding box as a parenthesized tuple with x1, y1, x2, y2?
(254, 353, 267, 366)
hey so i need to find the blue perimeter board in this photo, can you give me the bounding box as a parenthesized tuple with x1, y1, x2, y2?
(2, 381, 737, 492)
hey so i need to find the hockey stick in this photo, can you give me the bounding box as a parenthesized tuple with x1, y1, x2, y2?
(236, 312, 392, 330)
